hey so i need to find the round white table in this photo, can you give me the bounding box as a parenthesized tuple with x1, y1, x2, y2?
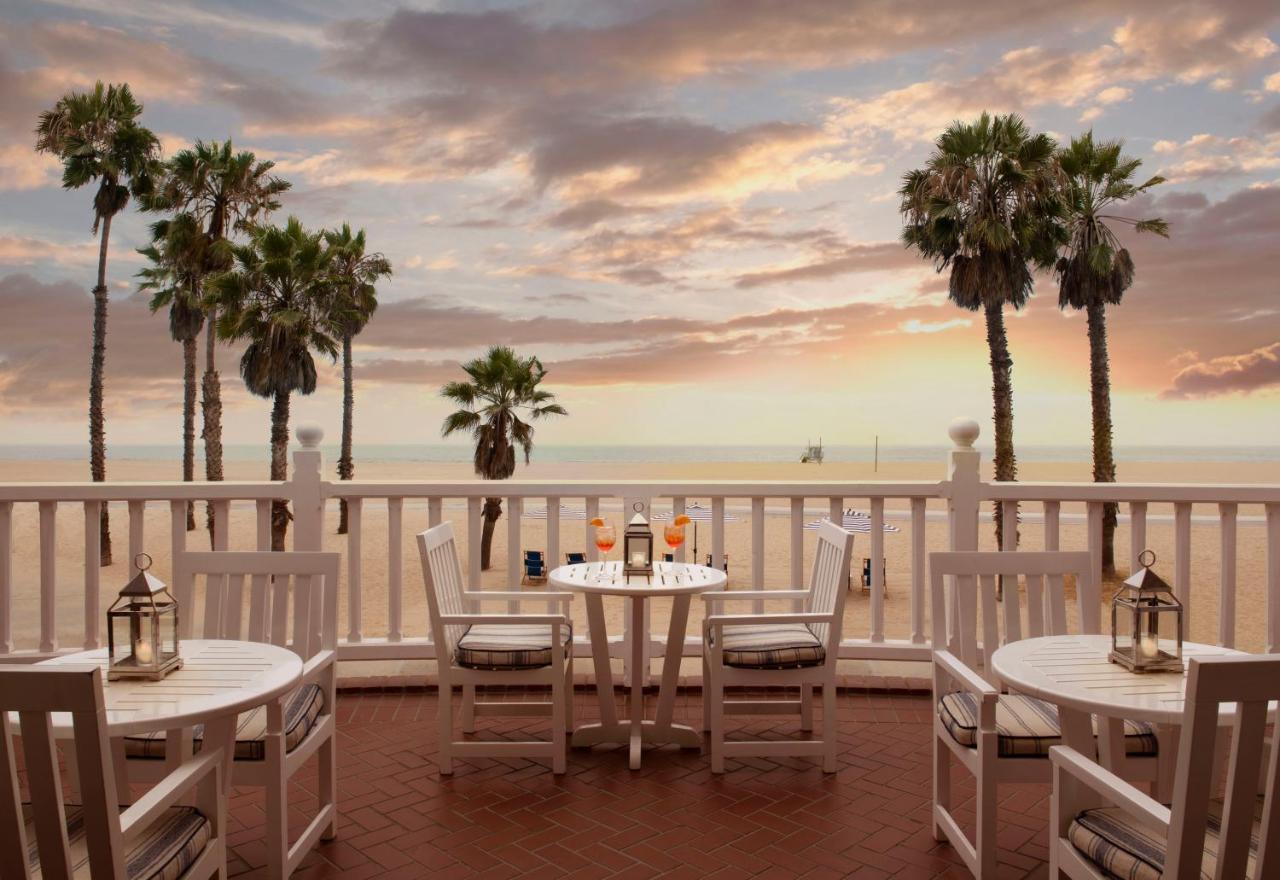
(35, 639, 303, 798)
(991, 634, 1245, 795)
(550, 560, 726, 769)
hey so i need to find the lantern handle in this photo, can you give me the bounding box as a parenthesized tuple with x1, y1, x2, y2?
(135, 552, 153, 572)
(1139, 549, 1156, 568)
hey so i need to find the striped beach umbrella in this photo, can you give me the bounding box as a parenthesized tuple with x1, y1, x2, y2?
(651, 503, 740, 560)
(804, 508, 900, 533)
(522, 504, 587, 520)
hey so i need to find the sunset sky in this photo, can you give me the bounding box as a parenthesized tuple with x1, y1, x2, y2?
(1, 0, 1277, 452)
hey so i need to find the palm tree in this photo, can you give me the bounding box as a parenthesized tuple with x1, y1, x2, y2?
(440, 347, 568, 570)
(324, 224, 392, 535)
(138, 213, 207, 530)
(150, 140, 290, 546)
(1055, 132, 1168, 577)
(35, 81, 160, 566)
(209, 217, 338, 550)
(900, 112, 1063, 547)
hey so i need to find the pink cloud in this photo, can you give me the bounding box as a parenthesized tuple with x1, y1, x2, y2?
(1163, 342, 1280, 398)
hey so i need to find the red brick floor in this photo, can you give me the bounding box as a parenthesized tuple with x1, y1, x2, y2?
(227, 686, 1053, 879)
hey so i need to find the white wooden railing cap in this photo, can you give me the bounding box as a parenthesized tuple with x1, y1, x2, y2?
(296, 425, 324, 449)
(948, 417, 980, 449)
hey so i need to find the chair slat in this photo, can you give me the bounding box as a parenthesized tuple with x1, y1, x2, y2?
(1025, 572, 1045, 637)
(1001, 571, 1022, 644)
(1215, 700, 1268, 880)
(224, 573, 245, 639)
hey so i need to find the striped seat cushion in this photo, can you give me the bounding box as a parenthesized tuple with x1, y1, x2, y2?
(455, 623, 571, 670)
(124, 683, 325, 761)
(938, 692, 1159, 758)
(719, 623, 826, 669)
(1068, 797, 1261, 880)
(26, 803, 210, 880)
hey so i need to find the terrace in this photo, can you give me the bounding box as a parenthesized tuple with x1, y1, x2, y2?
(2, 419, 1278, 878)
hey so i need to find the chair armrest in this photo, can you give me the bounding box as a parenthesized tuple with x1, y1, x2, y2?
(439, 614, 570, 626)
(119, 747, 223, 842)
(933, 650, 998, 699)
(463, 591, 572, 605)
(704, 612, 835, 627)
(701, 590, 810, 603)
(301, 649, 336, 683)
(1049, 745, 1171, 829)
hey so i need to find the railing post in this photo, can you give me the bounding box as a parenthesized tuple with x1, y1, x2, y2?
(946, 418, 981, 552)
(291, 425, 325, 552)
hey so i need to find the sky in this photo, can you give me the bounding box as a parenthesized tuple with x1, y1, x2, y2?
(0, 0, 1278, 455)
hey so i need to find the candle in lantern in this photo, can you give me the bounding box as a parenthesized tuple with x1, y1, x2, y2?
(1138, 633, 1158, 661)
(134, 637, 154, 664)
(631, 551, 645, 567)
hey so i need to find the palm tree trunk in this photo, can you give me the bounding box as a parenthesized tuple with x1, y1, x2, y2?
(91, 213, 113, 567)
(480, 497, 502, 570)
(270, 390, 291, 552)
(337, 333, 354, 534)
(1087, 301, 1118, 576)
(201, 315, 223, 548)
(182, 335, 197, 531)
(985, 301, 1018, 549)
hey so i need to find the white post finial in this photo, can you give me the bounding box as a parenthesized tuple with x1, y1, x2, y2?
(296, 425, 324, 449)
(948, 417, 980, 449)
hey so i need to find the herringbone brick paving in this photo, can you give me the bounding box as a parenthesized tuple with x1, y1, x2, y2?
(226, 686, 1052, 878)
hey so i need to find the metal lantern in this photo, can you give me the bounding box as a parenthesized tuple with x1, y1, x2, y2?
(1109, 550, 1183, 673)
(623, 511, 654, 579)
(107, 553, 182, 681)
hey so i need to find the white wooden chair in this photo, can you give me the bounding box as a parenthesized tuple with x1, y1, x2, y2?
(417, 523, 573, 775)
(0, 665, 226, 879)
(1051, 654, 1280, 879)
(124, 550, 340, 878)
(701, 520, 854, 773)
(930, 550, 1160, 878)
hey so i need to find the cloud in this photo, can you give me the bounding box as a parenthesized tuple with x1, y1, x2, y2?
(0, 235, 100, 267)
(1162, 342, 1280, 398)
(1152, 132, 1280, 181)
(0, 145, 60, 190)
(733, 242, 916, 289)
(897, 318, 973, 334)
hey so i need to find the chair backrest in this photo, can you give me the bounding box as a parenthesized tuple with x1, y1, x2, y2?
(806, 521, 856, 647)
(929, 551, 1097, 682)
(174, 551, 340, 662)
(0, 666, 124, 879)
(417, 523, 468, 656)
(524, 558, 545, 575)
(566, 552, 586, 565)
(524, 550, 544, 562)
(1166, 655, 1280, 879)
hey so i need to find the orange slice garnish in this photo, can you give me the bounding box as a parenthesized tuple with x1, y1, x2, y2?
(673, 514, 691, 526)
(589, 517, 605, 527)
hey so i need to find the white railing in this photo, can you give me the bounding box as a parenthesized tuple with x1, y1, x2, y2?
(0, 418, 1277, 678)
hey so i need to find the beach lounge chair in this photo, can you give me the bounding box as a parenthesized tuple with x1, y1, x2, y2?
(705, 553, 729, 573)
(565, 552, 587, 565)
(861, 558, 887, 592)
(522, 556, 548, 586)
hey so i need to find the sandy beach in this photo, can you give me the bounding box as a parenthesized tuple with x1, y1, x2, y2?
(1, 454, 1276, 670)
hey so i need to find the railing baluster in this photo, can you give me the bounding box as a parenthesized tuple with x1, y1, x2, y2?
(128, 500, 145, 574)
(911, 498, 926, 644)
(545, 496, 560, 614)
(388, 497, 403, 643)
(711, 497, 726, 573)
(0, 502, 11, 654)
(828, 497, 841, 526)
(1129, 501, 1148, 572)
(585, 497, 599, 562)
(751, 497, 764, 612)
(1001, 500, 1018, 551)
(1266, 504, 1279, 654)
(1086, 502, 1103, 607)
(1044, 501, 1061, 551)
(1174, 502, 1192, 638)
(427, 497, 442, 528)
(506, 495, 521, 612)
(467, 497, 482, 584)
(347, 497, 363, 643)
(870, 497, 885, 643)
(84, 501, 103, 649)
(167, 501, 185, 643)
(672, 497, 686, 564)
(39, 501, 56, 654)
(790, 498, 804, 611)
(1218, 502, 1237, 649)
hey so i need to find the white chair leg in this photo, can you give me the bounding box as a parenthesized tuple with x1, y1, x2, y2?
(319, 728, 337, 841)
(565, 654, 575, 733)
(932, 727, 949, 842)
(461, 683, 476, 734)
(800, 684, 814, 732)
(701, 654, 712, 732)
(265, 743, 288, 879)
(438, 682, 454, 775)
(709, 663, 725, 774)
(976, 752, 998, 879)
(821, 683, 837, 773)
(552, 657, 567, 775)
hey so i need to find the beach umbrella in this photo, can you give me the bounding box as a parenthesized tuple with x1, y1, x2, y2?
(523, 504, 587, 520)
(803, 508, 900, 533)
(651, 502, 741, 560)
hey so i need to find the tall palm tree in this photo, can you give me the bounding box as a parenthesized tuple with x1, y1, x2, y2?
(900, 112, 1063, 547)
(138, 213, 207, 530)
(209, 217, 338, 550)
(324, 224, 392, 534)
(440, 347, 568, 570)
(1055, 132, 1168, 577)
(150, 140, 290, 546)
(35, 81, 160, 566)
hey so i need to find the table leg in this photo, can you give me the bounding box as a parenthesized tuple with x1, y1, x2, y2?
(1059, 706, 1095, 762)
(1096, 717, 1125, 771)
(202, 716, 237, 800)
(571, 593, 621, 748)
(629, 596, 644, 770)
